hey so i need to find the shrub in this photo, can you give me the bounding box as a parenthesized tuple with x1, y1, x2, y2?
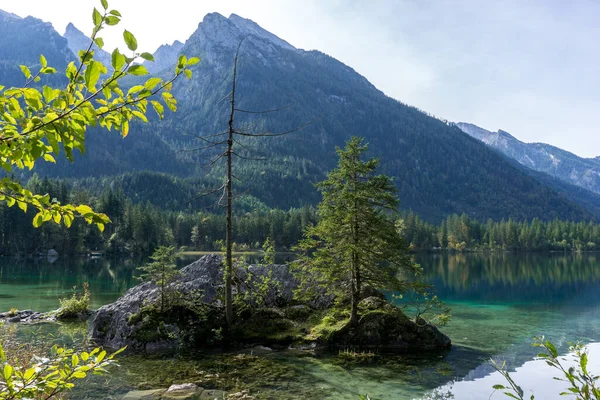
(57, 283, 90, 319)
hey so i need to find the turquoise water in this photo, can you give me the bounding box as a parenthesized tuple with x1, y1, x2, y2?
(1, 253, 600, 399)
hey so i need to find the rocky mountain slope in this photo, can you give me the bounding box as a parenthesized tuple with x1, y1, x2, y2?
(0, 9, 597, 222)
(63, 22, 111, 68)
(457, 122, 600, 195)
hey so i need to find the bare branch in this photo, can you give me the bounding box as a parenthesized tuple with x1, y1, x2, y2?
(234, 103, 295, 114)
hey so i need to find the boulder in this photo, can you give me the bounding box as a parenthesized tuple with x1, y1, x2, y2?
(162, 383, 202, 399)
(121, 389, 166, 400)
(329, 296, 451, 351)
(90, 254, 303, 350)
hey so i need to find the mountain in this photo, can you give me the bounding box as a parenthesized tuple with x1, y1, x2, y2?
(63, 22, 111, 68)
(0, 9, 597, 222)
(145, 40, 184, 74)
(457, 122, 600, 195)
(0, 12, 72, 84)
(137, 12, 596, 221)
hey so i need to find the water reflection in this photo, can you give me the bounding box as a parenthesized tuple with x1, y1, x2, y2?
(0, 256, 140, 312)
(416, 252, 600, 304)
(1, 253, 600, 399)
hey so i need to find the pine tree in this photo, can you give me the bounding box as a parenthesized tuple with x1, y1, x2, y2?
(296, 136, 417, 326)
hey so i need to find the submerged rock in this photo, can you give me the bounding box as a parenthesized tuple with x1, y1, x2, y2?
(120, 384, 227, 400)
(122, 389, 166, 400)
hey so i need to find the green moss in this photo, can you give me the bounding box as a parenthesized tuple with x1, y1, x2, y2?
(305, 309, 350, 341)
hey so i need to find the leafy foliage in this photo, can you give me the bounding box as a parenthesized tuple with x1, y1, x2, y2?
(0, 0, 197, 232)
(492, 337, 600, 400)
(57, 282, 90, 319)
(0, 340, 124, 400)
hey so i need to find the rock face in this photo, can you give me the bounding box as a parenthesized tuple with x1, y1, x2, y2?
(90, 254, 451, 353)
(457, 122, 600, 195)
(0, 309, 53, 323)
(330, 297, 452, 352)
(90, 254, 299, 350)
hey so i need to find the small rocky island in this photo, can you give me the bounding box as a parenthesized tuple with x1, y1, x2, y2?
(90, 254, 451, 354)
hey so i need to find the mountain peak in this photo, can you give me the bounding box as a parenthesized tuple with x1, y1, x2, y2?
(228, 13, 295, 51)
(191, 12, 295, 53)
(0, 9, 21, 21)
(64, 22, 83, 36)
(63, 22, 111, 67)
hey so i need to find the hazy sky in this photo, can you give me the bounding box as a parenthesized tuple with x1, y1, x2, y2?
(2, 0, 599, 157)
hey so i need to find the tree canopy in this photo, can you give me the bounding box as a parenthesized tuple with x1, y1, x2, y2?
(0, 0, 197, 231)
(296, 136, 418, 325)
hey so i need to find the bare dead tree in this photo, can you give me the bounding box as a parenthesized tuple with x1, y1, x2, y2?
(192, 39, 309, 326)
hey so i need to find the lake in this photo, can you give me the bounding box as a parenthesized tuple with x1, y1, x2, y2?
(1, 252, 599, 399)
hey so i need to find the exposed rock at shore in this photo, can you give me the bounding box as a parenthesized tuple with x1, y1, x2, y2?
(121, 383, 229, 400)
(90, 254, 306, 351)
(329, 296, 452, 351)
(0, 309, 54, 323)
(90, 254, 451, 353)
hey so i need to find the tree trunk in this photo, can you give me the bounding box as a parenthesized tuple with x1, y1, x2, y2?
(224, 51, 238, 327)
(350, 157, 360, 327)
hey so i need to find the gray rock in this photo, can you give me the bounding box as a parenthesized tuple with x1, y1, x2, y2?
(121, 389, 166, 400)
(330, 296, 452, 352)
(162, 383, 202, 399)
(199, 390, 227, 400)
(7, 316, 20, 323)
(90, 254, 303, 350)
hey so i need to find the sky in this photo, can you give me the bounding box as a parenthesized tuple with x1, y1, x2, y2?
(2, 0, 599, 157)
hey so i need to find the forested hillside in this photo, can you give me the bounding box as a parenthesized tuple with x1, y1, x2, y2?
(1, 10, 599, 223)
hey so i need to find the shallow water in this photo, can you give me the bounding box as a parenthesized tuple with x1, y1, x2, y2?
(1, 252, 600, 399)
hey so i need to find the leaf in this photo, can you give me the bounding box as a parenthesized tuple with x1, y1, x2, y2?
(121, 120, 129, 137)
(97, 350, 107, 363)
(94, 37, 105, 49)
(127, 85, 146, 96)
(72, 354, 79, 367)
(123, 30, 138, 51)
(109, 9, 121, 16)
(545, 341, 558, 358)
(105, 16, 120, 26)
(151, 100, 164, 119)
(43, 86, 58, 103)
(140, 52, 154, 62)
(43, 154, 56, 163)
(144, 77, 162, 91)
(185, 69, 192, 79)
(20, 65, 32, 79)
(92, 8, 103, 27)
(76, 204, 94, 215)
(177, 54, 187, 68)
(72, 371, 87, 379)
(84, 61, 105, 91)
(127, 65, 148, 76)
(23, 367, 35, 381)
(100, 0, 108, 9)
(3, 364, 13, 380)
(111, 48, 126, 71)
(40, 54, 47, 68)
(187, 57, 200, 66)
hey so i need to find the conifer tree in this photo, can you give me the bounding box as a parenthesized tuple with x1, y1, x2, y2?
(296, 136, 418, 326)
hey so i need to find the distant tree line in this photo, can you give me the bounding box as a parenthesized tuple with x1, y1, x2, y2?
(399, 212, 600, 252)
(0, 175, 316, 256)
(2, 175, 599, 256)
